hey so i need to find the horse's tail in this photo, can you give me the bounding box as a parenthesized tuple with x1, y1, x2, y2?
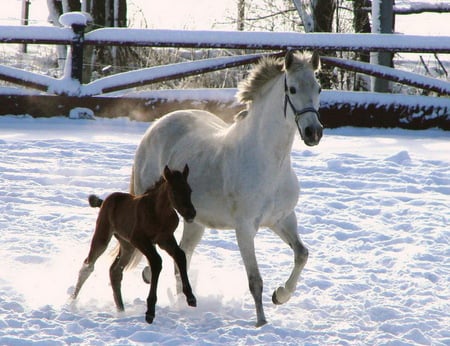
(88, 194, 103, 208)
(109, 165, 143, 270)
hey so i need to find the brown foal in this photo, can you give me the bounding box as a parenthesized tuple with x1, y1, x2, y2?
(71, 164, 197, 324)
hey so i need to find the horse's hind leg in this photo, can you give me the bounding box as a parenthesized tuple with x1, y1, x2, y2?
(270, 211, 308, 305)
(72, 222, 113, 299)
(160, 236, 196, 307)
(109, 238, 135, 311)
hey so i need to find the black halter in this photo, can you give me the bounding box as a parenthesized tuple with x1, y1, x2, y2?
(283, 77, 320, 121)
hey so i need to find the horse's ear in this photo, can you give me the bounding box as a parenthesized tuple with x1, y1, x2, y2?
(182, 164, 189, 179)
(163, 165, 172, 181)
(310, 50, 320, 71)
(284, 50, 295, 70)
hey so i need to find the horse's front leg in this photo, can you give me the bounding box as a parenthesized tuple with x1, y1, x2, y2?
(174, 221, 205, 293)
(235, 223, 267, 327)
(160, 236, 197, 307)
(270, 211, 308, 305)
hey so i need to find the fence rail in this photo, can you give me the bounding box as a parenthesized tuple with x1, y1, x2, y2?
(1, 26, 450, 54)
(0, 12, 449, 129)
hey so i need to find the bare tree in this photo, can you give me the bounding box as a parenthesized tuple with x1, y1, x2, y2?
(293, 0, 337, 88)
(47, 0, 128, 82)
(225, 0, 302, 32)
(353, 0, 371, 62)
(237, 0, 245, 31)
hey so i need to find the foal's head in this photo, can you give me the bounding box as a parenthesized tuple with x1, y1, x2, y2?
(163, 164, 196, 223)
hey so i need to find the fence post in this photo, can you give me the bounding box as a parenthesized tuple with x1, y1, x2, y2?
(59, 12, 92, 85)
(21, 0, 30, 53)
(70, 23, 85, 83)
(371, 0, 394, 92)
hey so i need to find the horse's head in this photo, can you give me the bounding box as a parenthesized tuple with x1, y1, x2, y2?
(283, 50, 323, 146)
(163, 164, 196, 223)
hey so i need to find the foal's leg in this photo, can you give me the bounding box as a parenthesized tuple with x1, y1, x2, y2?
(159, 235, 196, 307)
(235, 223, 267, 327)
(72, 221, 113, 299)
(133, 236, 162, 324)
(269, 211, 308, 305)
(109, 238, 135, 311)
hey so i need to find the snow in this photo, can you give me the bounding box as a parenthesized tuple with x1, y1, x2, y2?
(2, 23, 447, 53)
(395, 1, 450, 14)
(59, 12, 93, 28)
(82, 53, 269, 96)
(1, 115, 449, 345)
(321, 56, 450, 95)
(84, 29, 450, 53)
(0, 26, 72, 44)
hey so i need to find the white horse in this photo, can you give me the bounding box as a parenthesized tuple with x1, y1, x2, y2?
(132, 51, 323, 327)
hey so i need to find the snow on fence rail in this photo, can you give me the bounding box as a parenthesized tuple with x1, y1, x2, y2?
(1, 20, 449, 96)
(0, 12, 449, 129)
(321, 57, 450, 95)
(2, 26, 450, 53)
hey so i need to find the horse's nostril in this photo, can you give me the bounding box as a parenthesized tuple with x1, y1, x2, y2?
(305, 126, 313, 138)
(318, 127, 323, 139)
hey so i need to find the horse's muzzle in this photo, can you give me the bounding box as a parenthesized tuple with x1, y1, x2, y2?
(303, 125, 323, 146)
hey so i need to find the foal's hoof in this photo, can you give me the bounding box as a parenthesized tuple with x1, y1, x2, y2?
(145, 313, 154, 324)
(187, 296, 197, 307)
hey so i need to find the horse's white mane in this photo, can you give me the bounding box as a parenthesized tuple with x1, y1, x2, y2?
(236, 52, 314, 104)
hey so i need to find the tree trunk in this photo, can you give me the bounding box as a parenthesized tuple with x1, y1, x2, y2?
(292, 0, 336, 88)
(313, 0, 337, 89)
(46, 0, 82, 73)
(313, 0, 336, 32)
(353, 0, 371, 62)
(237, 0, 245, 31)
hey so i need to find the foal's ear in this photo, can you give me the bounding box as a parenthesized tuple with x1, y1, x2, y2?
(163, 165, 172, 181)
(310, 50, 321, 71)
(182, 164, 189, 179)
(284, 50, 295, 70)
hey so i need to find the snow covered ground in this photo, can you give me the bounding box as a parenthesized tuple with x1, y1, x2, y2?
(0, 116, 449, 345)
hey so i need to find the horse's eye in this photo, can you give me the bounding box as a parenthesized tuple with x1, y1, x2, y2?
(289, 87, 296, 94)
(318, 87, 322, 94)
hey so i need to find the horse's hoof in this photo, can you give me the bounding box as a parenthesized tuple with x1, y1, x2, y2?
(145, 313, 154, 324)
(272, 287, 291, 305)
(187, 296, 197, 307)
(272, 291, 281, 305)
(255, 319, 268, 327)
(142, 267, 151, 284)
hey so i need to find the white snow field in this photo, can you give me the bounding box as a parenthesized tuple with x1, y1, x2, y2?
(0, 116, 448, 345)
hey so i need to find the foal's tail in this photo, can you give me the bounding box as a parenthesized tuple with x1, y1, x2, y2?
(88, 194, 103, 208)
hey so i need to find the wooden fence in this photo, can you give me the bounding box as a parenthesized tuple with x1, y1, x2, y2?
(0, 12, 449, 129)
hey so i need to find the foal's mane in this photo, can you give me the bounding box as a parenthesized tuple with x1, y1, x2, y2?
(236, 52, 313, 104)
(143, 176, 165, 195)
